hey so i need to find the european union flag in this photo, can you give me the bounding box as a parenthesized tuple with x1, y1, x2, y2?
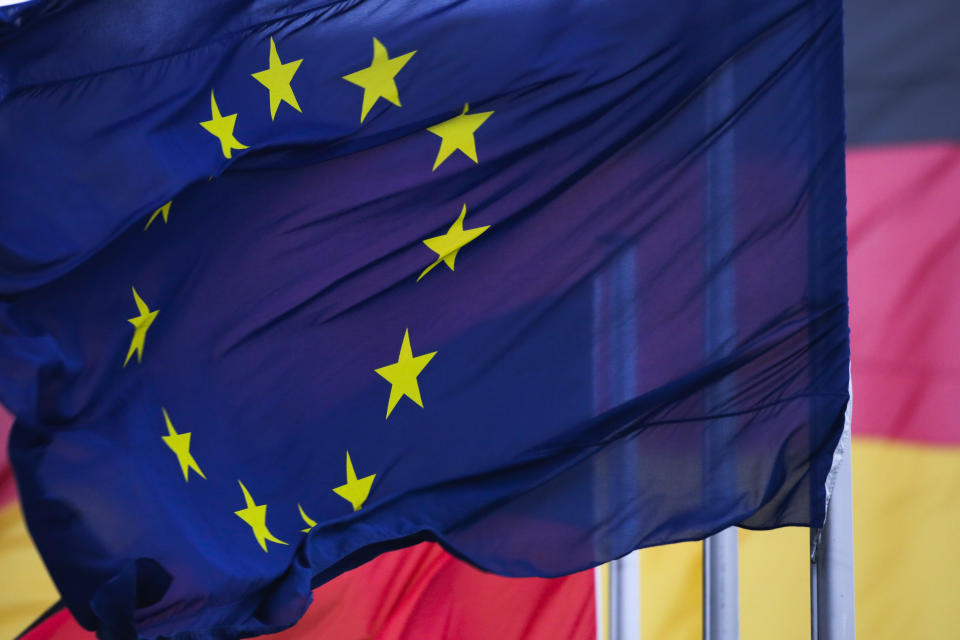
(0, 0, 849, 637)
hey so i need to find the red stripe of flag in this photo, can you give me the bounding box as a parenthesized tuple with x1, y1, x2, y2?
(847, 143, 960, 445)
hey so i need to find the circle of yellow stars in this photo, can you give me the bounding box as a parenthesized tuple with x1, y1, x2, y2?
(127, 33, 497, 553)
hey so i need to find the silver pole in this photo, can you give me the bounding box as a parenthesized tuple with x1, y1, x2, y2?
(811, 385, 855, 640)
(607, 244, 641, 640)
(593, 244, 641, 640)
(704, 528, 740, 639)
(702, 60, 739, 640)
(611, 551, 641, 640)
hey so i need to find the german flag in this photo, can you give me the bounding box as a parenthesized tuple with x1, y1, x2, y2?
(843, 0, 960, 635)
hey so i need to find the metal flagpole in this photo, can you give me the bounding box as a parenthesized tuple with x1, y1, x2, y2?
(593, 244, 642, 640)
(811, 382, 855, 639)
(611, 551, 641, 640)
(607, 244, 642, 640)
(702, 60, 739, 640)
(704, 528, 739, 640)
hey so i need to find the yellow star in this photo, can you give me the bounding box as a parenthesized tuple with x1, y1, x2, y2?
(199, 91, 248, 159)
(234, 481, 288, 552)
(418, 204, 490, 281)
(298, 503, 317, 533)
(427, 103, 494, 170)
(342, 37, 416, 123)
(374, 329, 437, 418)
(251, 37, 303, 120)
(332, 451, 376, 512)
(144, 201, 171, 230)
(124, 287, 158, 367)
(160, 408, 205, 482)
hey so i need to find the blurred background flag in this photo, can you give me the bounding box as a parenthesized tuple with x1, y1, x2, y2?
(1, 0, 847, 638)
(830, 0, 960, 635)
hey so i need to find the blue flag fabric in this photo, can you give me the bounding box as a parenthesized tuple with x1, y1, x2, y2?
(0, 0, 849, 638)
